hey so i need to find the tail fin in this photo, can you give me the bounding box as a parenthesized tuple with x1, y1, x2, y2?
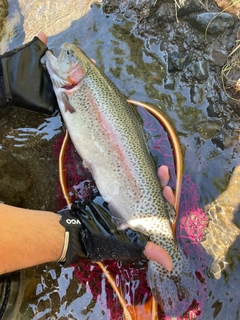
(147, 247, 199, 317)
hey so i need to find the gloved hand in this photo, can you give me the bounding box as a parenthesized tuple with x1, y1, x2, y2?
(0, 37, 58, 114)
(58, 198, 149, 266)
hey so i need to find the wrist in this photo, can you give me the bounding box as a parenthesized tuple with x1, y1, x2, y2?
(41, 211, 66, 263)
(0, 205, 66, 273)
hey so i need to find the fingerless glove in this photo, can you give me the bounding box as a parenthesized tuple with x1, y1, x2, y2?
(0, 37, 58, 114)
(58, 199, 149, 266)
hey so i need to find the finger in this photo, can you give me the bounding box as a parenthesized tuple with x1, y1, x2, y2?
(158, 165, 170, 188)
(143, 241, 173, 272)
(163, 186, 175, 207)
(37, 31, 47, 45)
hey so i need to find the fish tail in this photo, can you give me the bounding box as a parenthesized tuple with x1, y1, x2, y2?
(147, 247, 199, 316)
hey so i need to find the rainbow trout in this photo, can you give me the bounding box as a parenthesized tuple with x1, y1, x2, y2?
(46, 44, 197, 315)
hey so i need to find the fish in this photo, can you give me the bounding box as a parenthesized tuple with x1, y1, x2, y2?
(45, 44, 198, 316)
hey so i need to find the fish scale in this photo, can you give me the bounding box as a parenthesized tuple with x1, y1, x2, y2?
(46, 43, 198, 316)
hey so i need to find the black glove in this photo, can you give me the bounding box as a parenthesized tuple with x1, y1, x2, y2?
(0, 37, 58, 114)
(58, 198, 149, 266)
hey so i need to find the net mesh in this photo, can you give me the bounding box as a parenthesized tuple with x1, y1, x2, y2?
(54, 107, 208, 319)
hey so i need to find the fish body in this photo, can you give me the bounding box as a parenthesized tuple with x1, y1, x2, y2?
(46, 44, 197, 315)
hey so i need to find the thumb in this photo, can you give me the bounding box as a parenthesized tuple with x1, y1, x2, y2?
(143, 241, 173, 271)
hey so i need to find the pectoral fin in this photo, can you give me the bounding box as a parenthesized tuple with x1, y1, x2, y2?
(61, 92, 76, 113)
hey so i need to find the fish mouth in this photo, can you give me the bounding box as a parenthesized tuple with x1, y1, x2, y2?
(46, 50, 76, 89)
(46, 47, 83, 90)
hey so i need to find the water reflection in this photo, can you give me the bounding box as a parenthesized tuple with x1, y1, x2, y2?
(5, 114, 62, 147)
(202, 165, 240, 279)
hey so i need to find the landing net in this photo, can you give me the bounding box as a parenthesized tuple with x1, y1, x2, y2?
(54, 107, 208, 319)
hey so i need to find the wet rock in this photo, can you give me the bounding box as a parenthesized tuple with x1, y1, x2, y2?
(186, 12, 236, 35)
(105, 0, 156, 18)
(209, 48, 228, 67)
(183, 32, 206, 51)
(177, 0, 204, 17)
(207, 103, 220, 117)
(188, 60, 208, 80)
(155, 2, 176, 23)
(190, 84, 205, 104)
(0, 152, 32, 206)
(168, 52, 192, 72)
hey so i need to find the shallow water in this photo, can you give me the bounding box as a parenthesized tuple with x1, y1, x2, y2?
(1, 1, 240, 319)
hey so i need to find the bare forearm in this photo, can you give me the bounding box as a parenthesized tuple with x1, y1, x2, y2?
(0, 204, 65, 274)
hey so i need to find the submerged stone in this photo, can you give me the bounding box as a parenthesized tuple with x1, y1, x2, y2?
(211, 134, 225, 150)
(168, 52, 192, 72)
(164, 74, 175, 90)
(188, 60, 208, 80)
(207, 103, 220, 118)
(102, 0, 120, 14)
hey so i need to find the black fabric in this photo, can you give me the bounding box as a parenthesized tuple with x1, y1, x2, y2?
(0, 271, 23, 320)
(58, 198, 149, 266)
(0, 37, 58, 114)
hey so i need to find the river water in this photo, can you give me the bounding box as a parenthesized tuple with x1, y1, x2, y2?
(1, 0, 240, 319)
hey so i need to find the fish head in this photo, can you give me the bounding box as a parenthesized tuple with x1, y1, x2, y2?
(45, 43, 88, 90)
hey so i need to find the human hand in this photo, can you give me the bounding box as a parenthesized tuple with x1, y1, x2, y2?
(58, 199, 150, 264)
(0, 32, 58, 114)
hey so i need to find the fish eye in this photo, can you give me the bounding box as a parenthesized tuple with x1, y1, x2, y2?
(66, 49, 71, 56)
